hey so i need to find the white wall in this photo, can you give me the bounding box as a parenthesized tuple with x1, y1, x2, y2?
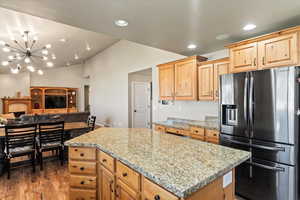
(30, 64, 88, 111)
(0, 72, 30, 113)
(84, 40, 228, 127)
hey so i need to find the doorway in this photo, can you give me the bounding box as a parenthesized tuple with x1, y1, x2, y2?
(128, 68, 152, 128)
(84, 85, 90, 112)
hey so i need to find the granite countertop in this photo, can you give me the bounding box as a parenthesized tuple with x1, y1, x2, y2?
(65, 128, 250, 198)
(153, 117, 219, 131)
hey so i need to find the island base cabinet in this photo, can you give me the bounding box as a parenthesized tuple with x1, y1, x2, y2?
(70, 188, 97, 200)
(101, 166, 116, 200)
(116, 179, 140, 200)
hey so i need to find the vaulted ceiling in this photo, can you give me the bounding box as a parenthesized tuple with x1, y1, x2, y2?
(0, 0, 299, 56)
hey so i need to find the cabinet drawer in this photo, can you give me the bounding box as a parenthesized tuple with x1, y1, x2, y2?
(116, 161, 140, 191)
(143, 177, 178, 200)
(70, 175, 97, 189)
(69, 147, 96, 161)
(179, 129, 190, 136)
(190, 127, 205, 140)
(165, 128, 182, 135)
(69, 188, 96, 200)
(205, 129, 219, 144)
(69, 161, 96, 175)
(99, 151, 115, 172)
(155, 125, 166, 132)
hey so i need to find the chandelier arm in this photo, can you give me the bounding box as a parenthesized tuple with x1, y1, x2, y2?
(31, 54, 44, 60)
(30, 40, 36, 50)
(31, 47, 45, 54)
(13, 40, 27, 51)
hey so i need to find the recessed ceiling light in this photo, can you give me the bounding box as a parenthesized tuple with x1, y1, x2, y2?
(187, 44, 197, 49)
(114, 20, 129, 27)
(60, 38, 66, 42)
(46, 62, 54, 67)
(216, 34, 230, 40)
(243, 24, 256, 31)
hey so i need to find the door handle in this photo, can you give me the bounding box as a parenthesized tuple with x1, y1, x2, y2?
(244, 74, 249, 127)
(246, 161, 285, 172)
(249, 73, 254, 137)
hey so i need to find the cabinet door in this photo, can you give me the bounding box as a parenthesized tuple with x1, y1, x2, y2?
(116, 179, 139, 200)
(101, 167, 115, 200)
(174, 59, 197, 100)
(213, 61, 229, 100)
(230, 42, 258, 73)
(258, 33, 298, 69)
(198, 64, 214, 101)
(158, 64, 174, 100)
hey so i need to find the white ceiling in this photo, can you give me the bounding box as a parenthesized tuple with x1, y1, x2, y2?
(0, 0, 299, 56)
(0, 7, 119, 73)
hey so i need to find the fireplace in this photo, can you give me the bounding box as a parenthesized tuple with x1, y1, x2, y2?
(2, 97, 32, 115)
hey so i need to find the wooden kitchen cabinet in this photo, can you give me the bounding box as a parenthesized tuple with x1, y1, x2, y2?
(116, 179, 139, 200)
(101, 166, 116, 200)
(227, 26, 300, 73)
(198, 64, 214, 101)
(158, 56, 207, 101)
(213, 59, 229, 100)
(229, 42, 258, 73)
(158, 63, 175, 100)
(258, 33, 298, 69)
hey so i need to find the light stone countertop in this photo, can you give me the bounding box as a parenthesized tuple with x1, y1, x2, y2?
(65, 128, 250, 198)
(153, 117, 219, 131)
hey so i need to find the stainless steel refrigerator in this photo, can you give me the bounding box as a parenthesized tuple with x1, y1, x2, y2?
(220, 66, 299, 200)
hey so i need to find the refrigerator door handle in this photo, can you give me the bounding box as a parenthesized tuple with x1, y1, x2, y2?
(244, 74, 249, 126)
(251, 144, 285, 152)
(246, 161, 285, 172)
(249, 73, 254, 137)
(221, 137, 249, 146)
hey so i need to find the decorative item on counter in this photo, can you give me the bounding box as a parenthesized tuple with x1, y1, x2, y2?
(0, 116, 8, 125)
(16, 91, 21, 98)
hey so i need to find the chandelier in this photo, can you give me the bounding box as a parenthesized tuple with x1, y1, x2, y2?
(0, 30, 55, 75)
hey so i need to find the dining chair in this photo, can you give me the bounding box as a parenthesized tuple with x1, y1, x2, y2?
(37, 121, 65, 170)
(4, 123, 37, 179)
(87, 116, 96, 132)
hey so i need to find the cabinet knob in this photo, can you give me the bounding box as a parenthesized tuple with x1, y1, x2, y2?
(80, 153, 84, 157)
(102, 159, 107, 162)
(80, 181, 85, 185)
(122, 172, 128, 177)
(74, 149, 78, 152)
(154, 195, 161, 200)
(80, 167, 84, 171)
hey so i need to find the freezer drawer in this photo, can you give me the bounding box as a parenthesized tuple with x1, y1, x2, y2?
(220, 134, 250, 152)
(236, 158, 296, 200)
(251, 139, 296, 165)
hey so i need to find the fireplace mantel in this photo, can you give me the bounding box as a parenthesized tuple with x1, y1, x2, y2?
(2, 97, 32, 114)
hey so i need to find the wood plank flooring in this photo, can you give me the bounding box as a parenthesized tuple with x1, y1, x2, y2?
(0, 161, 69, 200)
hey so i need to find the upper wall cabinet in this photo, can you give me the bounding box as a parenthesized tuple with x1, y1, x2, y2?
(158, 63, 174, 100)
(229, 42, 258, 73)
(258, 33, 298, 69)
(227, 26, 300, 73)
(158, 56, 207, 101)
(198, 58, 229, 101)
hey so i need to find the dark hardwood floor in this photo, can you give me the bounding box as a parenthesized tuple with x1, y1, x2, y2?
(0, 161, 69, 200)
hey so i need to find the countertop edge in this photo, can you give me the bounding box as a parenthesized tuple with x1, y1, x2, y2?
(153, 121, 219, 131)
(65, 141, 250, 198)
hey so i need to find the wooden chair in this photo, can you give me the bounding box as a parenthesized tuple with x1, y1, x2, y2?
(37, 121, 65, 170)
(87, 116, 96, 132)
(4, 123, 37, 179)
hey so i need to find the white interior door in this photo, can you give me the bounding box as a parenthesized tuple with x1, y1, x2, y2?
(132, 82, 151, 128)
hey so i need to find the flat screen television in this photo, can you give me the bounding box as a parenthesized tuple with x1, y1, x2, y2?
(45, 95, 66, 109)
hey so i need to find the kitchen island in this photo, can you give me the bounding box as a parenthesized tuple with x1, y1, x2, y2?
(65, 128, 250, 200)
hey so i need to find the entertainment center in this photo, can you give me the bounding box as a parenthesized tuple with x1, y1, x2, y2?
(30, 86, 78, 114)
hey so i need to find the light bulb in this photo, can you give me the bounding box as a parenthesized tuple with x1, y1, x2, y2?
(11, 68, 19, 74)
(37, 69, 44, 75)
(45, 44, 51, 49)
(3, 47, 10, 52)
(46, 62, 54, 67)
(2, 61, 9, 66)
(42, 49, 48, 55)
(52, 54, 56, 60)
(0, 41, 5, 46)
(75, 54, 79, 60)
(27, 65, 35, 72)
(86, 45, 91, 51)
(8, 55, 14, 60)
(42, 56, 48, 61)
(24, 57, 31, 63)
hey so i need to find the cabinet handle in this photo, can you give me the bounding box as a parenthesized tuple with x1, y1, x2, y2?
(262, 56, 266, 65)
(122, 172, 128, 177)
(154, 195, 161, 200)
(109, 180, 114, 193)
